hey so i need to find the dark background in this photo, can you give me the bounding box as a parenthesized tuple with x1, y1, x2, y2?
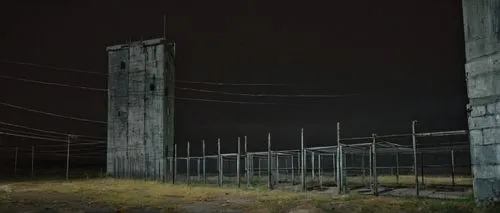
(0, 0, 468, 173)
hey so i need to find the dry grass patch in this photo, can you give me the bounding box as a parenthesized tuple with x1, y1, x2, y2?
(0, 178, 497, 213)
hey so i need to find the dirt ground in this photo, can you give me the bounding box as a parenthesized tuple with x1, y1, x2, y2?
(0, 178, 494, 213)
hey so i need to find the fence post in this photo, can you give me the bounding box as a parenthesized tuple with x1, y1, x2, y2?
(311, 152, 315, 180)
(187, 141, 190, 184)
(420, 153, 425, 186)
(172, 144, 177, 184)
(300, 128, 306, 191)
(332, 152, 336, 183)
(258, 158, 261, 178)
(217, 138, 222, 187)
(451, 149, 455, 186)
(275, 154, 279, 185)
(372, 134, 379, 196)
(237, 137, 241, 188)
(411, 120, 419, 197)
(318, 154, 322, 187)
(361, 152, 365, 185)
(202, 140, 206, 184)
(245, 136, 250, 187)
(66, 135, 71, 180)
(267, 133, 273, 190)
(197, 158, 201, 181)
(291, 154, 295, 185)
(336, 122, 342, 194)
(396, 152, 400, 185)
(369, 147, 372, 189)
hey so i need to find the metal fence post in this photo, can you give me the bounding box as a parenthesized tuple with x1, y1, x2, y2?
(311, 152, 315, 180)
(197, 158, 201, 181)
(187, 141, 190, 184)
(372, 134, 379, 196)
(412, 120, 419, 197)
(291, 154, 295, 185)
(237, 137, 241, 188)
(202, 140, 206, 184)
(451, 149, 456, 186)
(420, 153, 425, 186)
(217, 138, 222, 187)
(336, 122, 342, 194)
(245, 136, 250, 187)
(172, 144, 177, 184)
(66, 135, 71, 180)
(300, 128, 306, 191)
(275, 154, 279, 185)
(267, 133, 273, 190)
(395, 152, 400, 185)
(318, 154, 322, 187)
(361, 152, 365, 185)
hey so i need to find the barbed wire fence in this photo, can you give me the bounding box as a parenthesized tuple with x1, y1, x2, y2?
(1, 122, 472, 200)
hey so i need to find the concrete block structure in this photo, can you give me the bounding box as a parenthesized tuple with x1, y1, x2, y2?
(462, 0, 500, 202)
(106, 38, 175, 180)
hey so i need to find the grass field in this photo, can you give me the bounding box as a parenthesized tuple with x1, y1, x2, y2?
(0, 178, 497, 213)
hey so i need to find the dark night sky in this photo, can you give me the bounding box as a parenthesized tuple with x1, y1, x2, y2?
(0, 0, 467, 157)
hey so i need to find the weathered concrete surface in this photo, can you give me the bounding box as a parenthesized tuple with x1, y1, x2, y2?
(462, 0, 500, 203)
(106, 38, 175, 179)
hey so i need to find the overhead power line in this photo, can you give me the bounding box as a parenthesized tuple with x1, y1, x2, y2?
(1, 74, 350, 99)
(0, 75, 107, 92)
(175, 97, 276, 105)
(0, 102, 106, 124)
(0, 127, 66, 140)
(0, 59, 293, 86)
(176, 80, 294, 87)
(0, 59, 107, 76)
(0, 121, 105, 139)
(0, 131, 102, 144)
(176, 87, 357, 98)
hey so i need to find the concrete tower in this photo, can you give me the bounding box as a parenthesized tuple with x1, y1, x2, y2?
(106, 38, 175, 180)
(462, 0, 500, 202)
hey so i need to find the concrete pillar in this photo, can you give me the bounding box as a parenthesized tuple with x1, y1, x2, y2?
(462, 0, 500, 203)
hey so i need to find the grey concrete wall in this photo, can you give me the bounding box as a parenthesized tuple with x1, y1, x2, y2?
(106, 38, 175, 180)
(462, 0, 500, 202)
